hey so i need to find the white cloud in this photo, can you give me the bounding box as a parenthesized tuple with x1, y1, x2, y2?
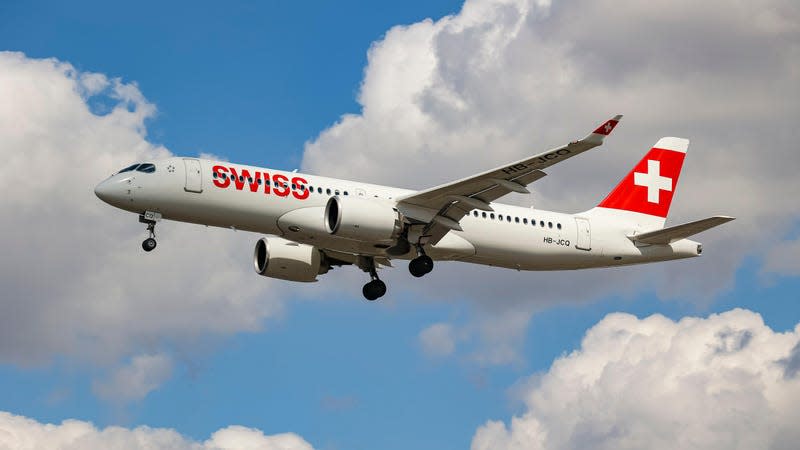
(471, 308, 800, 450)
(0, 52, 294, 397)
(419, 323, 458, 357)
(92, 353, 174, 403)
(206, 426, 313, 450)
(301, 0, 800, 362)
(762, 237, 800, 277)
(0, 411, 313, 450)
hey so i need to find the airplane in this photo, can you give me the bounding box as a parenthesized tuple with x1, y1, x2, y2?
(94, 115, 734, 300)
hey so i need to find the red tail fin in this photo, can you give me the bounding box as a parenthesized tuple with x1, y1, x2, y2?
(598, 137, 688, 219)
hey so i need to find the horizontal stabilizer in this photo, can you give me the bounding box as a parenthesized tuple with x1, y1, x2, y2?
(629, 216, 735, 245)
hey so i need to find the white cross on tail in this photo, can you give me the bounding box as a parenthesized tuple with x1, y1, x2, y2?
(634, 160, 672, 203)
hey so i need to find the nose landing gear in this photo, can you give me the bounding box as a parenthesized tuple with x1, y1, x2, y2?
(139, 212, 160, 252)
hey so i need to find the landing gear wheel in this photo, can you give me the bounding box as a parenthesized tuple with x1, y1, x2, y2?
(139, 214, 158, 252)
(360, 257, 387, 301)
(409, 255, 434, 277)
(142, 237, 157, 252)
(362, 279, 387, 301)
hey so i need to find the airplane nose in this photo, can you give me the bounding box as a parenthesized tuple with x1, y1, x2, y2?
(95, 179, 125, 206)
(94, 180, 112, 202)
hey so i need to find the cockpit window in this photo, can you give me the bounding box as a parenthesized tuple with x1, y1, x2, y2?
(118, 164, 139, 174)
(136, 163, 156, 173)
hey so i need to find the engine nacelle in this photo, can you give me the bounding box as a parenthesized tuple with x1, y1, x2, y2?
(325, 196, 402, 242)
(253, 237, 329, 283)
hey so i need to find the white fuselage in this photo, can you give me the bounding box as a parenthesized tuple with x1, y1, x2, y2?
(94, 157, 700, 271)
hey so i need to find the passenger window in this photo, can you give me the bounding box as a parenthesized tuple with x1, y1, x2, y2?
(540, 221, 545, 227)
(523, 218, 528, 224)
(257, 178, 262, 185)
(335, 190, 340, 195)
(118, 164, 139, 174)
(515, 217, 520, 223)
(557, 223, 562, 230)
(344, 191, 349, 196)
(292, 184, 296, 190)
(482, 212, 487, 218)
(222, 174, 227, 180)
(490, 213, 495, 219)
(212, 172, 218, 178)
(548, 222, 553, 228)
(239, 176, 244, 182)
(318, 187, 322, 194)
(326, 188, 331, 195)
(248, 177, 253, 183)
(506, 216, 511, 222)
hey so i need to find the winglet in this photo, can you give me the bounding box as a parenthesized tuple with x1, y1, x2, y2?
(591, 114, 623, 137)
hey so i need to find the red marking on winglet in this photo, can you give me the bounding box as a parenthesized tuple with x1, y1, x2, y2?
(593, 119, 619, 136)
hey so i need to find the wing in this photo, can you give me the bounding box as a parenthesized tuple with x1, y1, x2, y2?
(396, 115, 623, 245)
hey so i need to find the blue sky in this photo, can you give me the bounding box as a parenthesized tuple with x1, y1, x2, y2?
(2, 0, 462, 168)
(1, 1, 799, 449)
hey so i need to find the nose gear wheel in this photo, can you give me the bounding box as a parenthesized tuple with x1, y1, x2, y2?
(139, 214, 158, 252)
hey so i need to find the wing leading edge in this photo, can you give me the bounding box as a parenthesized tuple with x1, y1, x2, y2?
(396, 115, 623, 245)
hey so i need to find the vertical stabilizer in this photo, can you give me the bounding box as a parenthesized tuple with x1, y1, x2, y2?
(594, 137, 689, 229)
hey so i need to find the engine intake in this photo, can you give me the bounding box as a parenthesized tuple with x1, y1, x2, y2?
(324, 196, 402, 242)
(253, 237, 329, 282)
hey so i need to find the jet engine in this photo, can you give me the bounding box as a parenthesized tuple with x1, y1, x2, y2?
(324, 196, 402, 242)
(253, 237, 329, 282)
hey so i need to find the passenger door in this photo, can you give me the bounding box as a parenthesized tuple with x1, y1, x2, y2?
(575, 217, 591, 251)
(183, 158, 203, 193)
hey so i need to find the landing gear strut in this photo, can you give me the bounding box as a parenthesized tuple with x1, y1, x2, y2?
(361, 258, 387, 301)
(408, 246, 434, 278)
(139, 213, 158, 252)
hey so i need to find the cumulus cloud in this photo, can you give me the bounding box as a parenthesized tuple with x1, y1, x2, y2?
(92, 353, 174, 403)
(301, 0, 800, 362)
(761, 237, 800, 277)
(0, 411, 313, 450)
(0, 52, 293, 397)
(419, 323, 458, 357)
(471, 308, 800, 450)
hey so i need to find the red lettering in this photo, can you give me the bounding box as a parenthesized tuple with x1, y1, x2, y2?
(214, 166, 307, 201)
(291, 176, 309, 200)
(272, 174, 289, 197)
(212, 165, 230, 188)
(241, 170, 260, 192)
(228, 167, 246, 190)
(262, 171, 271, 194)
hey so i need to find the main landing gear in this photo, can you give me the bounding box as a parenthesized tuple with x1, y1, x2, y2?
(361, 257, 387, 301)
(408, 246, 434, 278)
(139, 213, 158, 252)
